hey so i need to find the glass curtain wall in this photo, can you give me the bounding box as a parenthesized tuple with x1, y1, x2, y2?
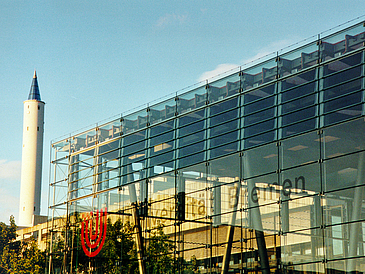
(48, 22, 365, 274)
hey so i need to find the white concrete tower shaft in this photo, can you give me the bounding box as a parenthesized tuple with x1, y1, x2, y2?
(18, 71, 45, 227)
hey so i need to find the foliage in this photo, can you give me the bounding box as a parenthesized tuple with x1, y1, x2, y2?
(0, 216, 17, 256)
(99, 218, 137, 274)
(1, 239, 46, 274)
(0, 216, 45, 274)
(0, 216, 18, 274)
(145, 225, 175, 274)
(0, 215, 199, 273)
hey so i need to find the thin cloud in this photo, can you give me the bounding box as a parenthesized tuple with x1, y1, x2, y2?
(0, 159, 21, 180)
(0, 187, 19, 223)
(198, 63, 240, 82)
(197, 38, 300, 83)
(243, 38, 299, 64)
(155, 13, 188, 28)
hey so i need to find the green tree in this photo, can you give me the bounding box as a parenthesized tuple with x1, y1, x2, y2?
(0, 216, 45, 274)
(0, 216, 17, 256)
(99, 218, 137, 274)
(145, 226, 175, 274)
(0, 216, 18, 274)
(1, 238, 46, 274)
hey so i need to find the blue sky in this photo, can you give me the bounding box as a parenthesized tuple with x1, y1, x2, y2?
(1, 0, 365, 224)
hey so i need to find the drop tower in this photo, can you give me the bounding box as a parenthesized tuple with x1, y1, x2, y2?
(18, 71, 45, 227)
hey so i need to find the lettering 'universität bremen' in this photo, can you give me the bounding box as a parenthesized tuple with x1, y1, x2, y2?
(47, 21, 365, 273)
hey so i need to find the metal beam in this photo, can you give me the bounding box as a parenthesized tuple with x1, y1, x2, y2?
(128, 165, 146, 274)
(221, 181, 240, 274)
(348, 152, 364, 272)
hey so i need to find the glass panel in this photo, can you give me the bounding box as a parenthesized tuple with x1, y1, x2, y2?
(278, 41, 318, 77)
(321, 22, 365, 61)
(323, 103, 362, 126)
(209, 119, 239, 138)
(209, 97, 239, 116)
(179, 141, 205, 158)
(178, 151, 205, 169)
(149, 151, 174, 167)
(149, 97, 176, 125)
(148, 162, 174, 177)
(281, 106, 317, 126)
(244, 118, 276, 137)
(178, 130, 205, 147)
(150, 141, 174, 159)
(324, 184, 365, 226)
(123, 130, 145, 145)
(52, 138, 71, 157)
(180, 163, 207, 194)
(324, 151, 365, 192)
(149, 196, 176, 228)
(327, 258, 365, 274)
(323, 117, 365, 159)
(177, 85, 207, 114)
(243, 143, 278, 178)
(98, 118, 122, 143)
(185, 189, 209, 222)
(323, 65, 361, 89)
(208, 72, 240, 103)
(281, 93, 316, 115)
(243, 84, 276, 105)
(210, 108, 239, 125)
(324, 90, 362, 113)
(281, 118, 318, 138)
(98, 139, 120, 156)
(281, 163, 321, 197)
(179, 120, 205, 140)
(281, 131, 320, 169)
(245, 202, 280, 232)
(149, 131, 174, 148)
(281, 227, 324, 265)
(52, 179, 68, 206)
(51, 152, 69, 181)
(244, 130, 276, 149)
(121, 159, 146, 185)
(178, 108, 205, 127)
(209, 142, 239, 159)
(323, 78, 362, 101)
(244, 173, 279, 207)
(149, 120, 174, 137)
(244, 106, 275, 127)
(208, 154, 240, 226)
(283, 263, 325, 274)
(123, 142, 146, 157)
(148, 172, 176, 228)
(323, 51, 362, 76)
(71, 128, 97, 151)
(149, 172, 175, 197)
(325, 222, 365, 262)
(281, 81, 316, 102)
(241, 58, 277, 89)
(210, 131, 238, 148)
(118, 183, 138, 214)
(281, 194, 321, 234)
(122, 108, 148, 134)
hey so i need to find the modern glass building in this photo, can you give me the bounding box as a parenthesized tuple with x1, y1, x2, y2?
(48, 21, 365, 274)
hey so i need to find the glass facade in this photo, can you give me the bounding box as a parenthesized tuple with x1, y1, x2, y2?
(48, 22, 365, 273)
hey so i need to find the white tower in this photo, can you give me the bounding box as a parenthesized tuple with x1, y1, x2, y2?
(18, 71, 45, 227)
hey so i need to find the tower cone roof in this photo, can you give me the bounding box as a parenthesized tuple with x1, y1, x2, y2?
(28, 70, 41, 101)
